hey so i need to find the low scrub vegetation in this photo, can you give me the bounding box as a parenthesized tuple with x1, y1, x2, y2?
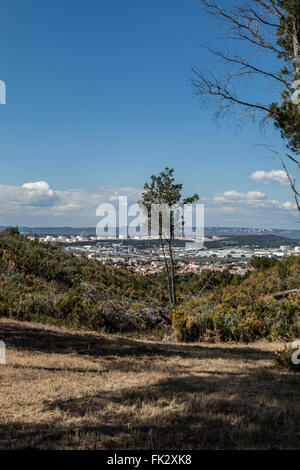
(1, 229, 300, 345)
(171, 256, 300, 343)
(0, 229, 240, 335)
(0, 229, 169, 333)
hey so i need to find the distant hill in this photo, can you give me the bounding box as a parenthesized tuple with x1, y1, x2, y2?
(18, 226, 97, 236)
(205, 234, 300, 249)
(2, 225, 300, 240)
(204, 227, 300, 239)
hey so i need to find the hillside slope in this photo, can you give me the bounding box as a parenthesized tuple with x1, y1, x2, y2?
(0, 229, 168, 333)
(205, 234, 300, 249)
(2, 228, 300, 344)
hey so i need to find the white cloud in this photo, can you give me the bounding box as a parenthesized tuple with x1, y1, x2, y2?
(211, 190, 297, 213)
(22, 181, 52, 192)
(0, 181, 142, 222)
(250, 170, 289, 185)
(0, 180, 297, 228)
(273, 200, 297, 211)
(246, 191, 266, 199)
(0, 181, 58, 208)
(203, 188, 299, 228)
(214, 190, 265, 204)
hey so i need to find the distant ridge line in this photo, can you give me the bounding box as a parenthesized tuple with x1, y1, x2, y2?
(1, 226, 300, 239)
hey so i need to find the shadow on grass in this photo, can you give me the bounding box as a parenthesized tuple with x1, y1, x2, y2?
(0, 319, 273, 361)
(1, 369, 300, 450)
(1, 319, 300, 450)
(10, 364, 106, 374)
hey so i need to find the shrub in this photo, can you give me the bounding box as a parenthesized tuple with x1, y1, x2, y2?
(171, 273, 300, 342)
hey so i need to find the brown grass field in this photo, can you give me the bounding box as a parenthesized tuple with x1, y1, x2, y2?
(0, 318, 300, 450)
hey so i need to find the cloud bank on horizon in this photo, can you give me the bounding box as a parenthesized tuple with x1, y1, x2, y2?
(0, 172, 298, 229)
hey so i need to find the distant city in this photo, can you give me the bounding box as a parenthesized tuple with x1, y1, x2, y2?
(6, 224, 300, 278)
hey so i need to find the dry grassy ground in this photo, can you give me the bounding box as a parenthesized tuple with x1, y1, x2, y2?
(0, 318, 300, 450)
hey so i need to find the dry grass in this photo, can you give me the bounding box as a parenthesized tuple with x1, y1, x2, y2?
(0, 318, 300, 450)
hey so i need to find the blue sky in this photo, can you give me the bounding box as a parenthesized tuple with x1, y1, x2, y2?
(0, 0, 298, 228)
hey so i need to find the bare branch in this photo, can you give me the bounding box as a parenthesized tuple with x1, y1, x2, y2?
(194, 1, 300, 214)
(254, 0, 285, 19)
(286, 152, 300, 167)
(247, 6, 279, 27)
(192, 68, 272, 120)
(192, 1, 295, 125)
(199, 0, 291, 59)
(207, 47, 288, 85)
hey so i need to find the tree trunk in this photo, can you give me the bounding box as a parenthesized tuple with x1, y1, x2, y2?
(167, 240, 177, 305)
(293, 6, 300, 75)
(160, 237, 173, 306)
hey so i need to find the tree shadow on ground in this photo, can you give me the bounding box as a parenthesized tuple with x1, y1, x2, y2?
(10, 364, 105, 374)
(1, 369, 300, 450)
(0, 319, 273, 361)
(1, 319, 299, 450)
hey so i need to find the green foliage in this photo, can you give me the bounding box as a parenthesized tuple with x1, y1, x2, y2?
(269, 0, 300, 152)
(140, 167, 199, 213)
(0, 229, 244, 333)
(175, 270, 241, 296)
(0, 229, 167, 332)
(3, 228, 300, 344)
(171, 255, 300, 342)
(139, 167, 199, 306)
(270, 100, 300, 153)
(276, 1, 300, 60)
(251, 257, 280, 271)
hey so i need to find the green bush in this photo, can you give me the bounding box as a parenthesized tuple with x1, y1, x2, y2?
(0, 229, 166, 333)
(171, 257, 300, 342)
